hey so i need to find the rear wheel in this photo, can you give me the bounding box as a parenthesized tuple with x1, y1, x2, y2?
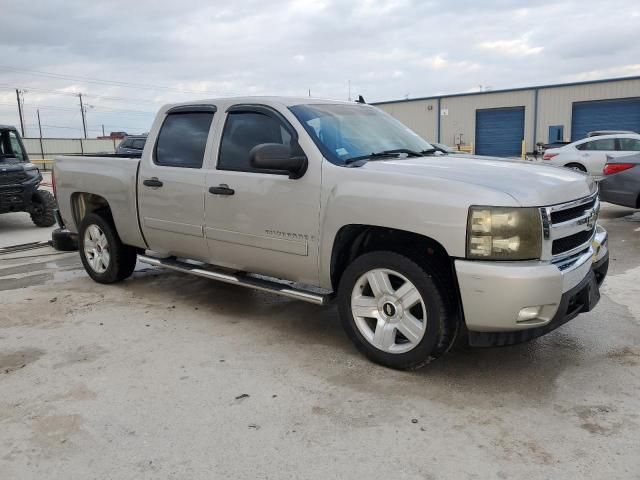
(565, 163, 587, 172)
(338, 251, 455, 370)
(79, 212, 137, 283)
(30, 190, 56, 227)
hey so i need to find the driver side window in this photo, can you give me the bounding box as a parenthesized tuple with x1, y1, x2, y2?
(218, 111, 292, 172)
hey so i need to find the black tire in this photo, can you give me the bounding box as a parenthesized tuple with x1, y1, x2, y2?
(30, 190, 57, 227)
(338, 251, 455, 370)
(78, 212, 137, 284)
(565, 163, 587, 172)
(51, 228, 78, 251)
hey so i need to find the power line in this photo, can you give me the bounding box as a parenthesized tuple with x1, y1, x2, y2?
(0, 83, 164, 106)
(0, 64, 240, 97)
(0, 100, 155, 116)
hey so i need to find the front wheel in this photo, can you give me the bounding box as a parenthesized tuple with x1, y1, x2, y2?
(79, 212, 137, 284)
(30, 190, 57, 227)
(338, 251, 455, 370)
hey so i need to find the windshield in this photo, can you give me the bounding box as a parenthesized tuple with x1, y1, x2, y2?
(0, 129, 26, 163)
(289, 103, 434, 165)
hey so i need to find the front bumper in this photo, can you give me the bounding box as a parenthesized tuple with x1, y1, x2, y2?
(456, 226, 608, 346)
(0, 173, 41, 212)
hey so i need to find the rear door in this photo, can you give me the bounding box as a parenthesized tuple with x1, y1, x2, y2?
(203, 104, 322, 285)
(137, 106, 216, 260)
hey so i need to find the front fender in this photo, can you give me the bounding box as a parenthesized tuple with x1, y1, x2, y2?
(317, 162, 518, 289)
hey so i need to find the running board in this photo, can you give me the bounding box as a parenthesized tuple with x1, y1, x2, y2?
(137, 255, 331, 306)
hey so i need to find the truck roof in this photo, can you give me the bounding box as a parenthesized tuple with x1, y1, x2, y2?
(161, 96, 359, 111)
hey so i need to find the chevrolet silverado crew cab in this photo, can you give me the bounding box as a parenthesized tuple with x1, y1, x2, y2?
(53, 97, 609, 369)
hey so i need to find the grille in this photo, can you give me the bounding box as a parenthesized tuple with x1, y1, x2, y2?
(550, 198, 596, 224)
(0, 187, 23, 195)
(552, 227, 594, 255)
(0, 172, 27, 185)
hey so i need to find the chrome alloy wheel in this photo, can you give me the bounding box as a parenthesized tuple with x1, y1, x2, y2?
(83, 224, 110, 274)
(350, 268, 427, 354)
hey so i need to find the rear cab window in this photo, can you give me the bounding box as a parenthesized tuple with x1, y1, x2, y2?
(131, 139, 146, 150)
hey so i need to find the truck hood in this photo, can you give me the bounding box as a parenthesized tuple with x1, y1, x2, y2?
(361, 155, 595, 206)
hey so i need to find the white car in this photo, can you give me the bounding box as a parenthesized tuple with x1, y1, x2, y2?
(542, 133, 640, 179)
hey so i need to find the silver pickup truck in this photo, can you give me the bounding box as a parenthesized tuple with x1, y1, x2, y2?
(53, 97, 609, 369)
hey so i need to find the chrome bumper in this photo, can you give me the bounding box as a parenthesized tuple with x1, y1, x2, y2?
(456, 225, 608, 333)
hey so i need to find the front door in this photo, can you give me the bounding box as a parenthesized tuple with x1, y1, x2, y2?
(204, 105, 321, 285)
(138, 108, 215, 260)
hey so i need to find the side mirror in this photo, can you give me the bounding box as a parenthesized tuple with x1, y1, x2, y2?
(249, 143, 308, 179)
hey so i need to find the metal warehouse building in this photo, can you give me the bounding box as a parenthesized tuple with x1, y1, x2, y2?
(373, 76, 640, 157)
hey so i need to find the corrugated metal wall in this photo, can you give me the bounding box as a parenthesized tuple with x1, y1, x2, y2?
(537, 78, 640, 142)
(21, 138, 117, 158)
(440, 91, 534, 150)
(375, 77, 640, 154)
(378, 99, 438, 141)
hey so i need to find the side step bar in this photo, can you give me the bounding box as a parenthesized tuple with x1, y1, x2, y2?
(138, 255, 331, 306)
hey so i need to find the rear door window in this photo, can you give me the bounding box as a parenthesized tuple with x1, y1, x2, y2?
(618, 138, 640, 151)
(155, 112, 214, 168)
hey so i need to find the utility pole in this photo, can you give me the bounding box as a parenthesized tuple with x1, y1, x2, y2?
(15, 89, 25, 136)
(37, 109, 43, 138)
(78, 93, 87, 139)
(348, 80, 351, 101)
(37, 109, 45, 160)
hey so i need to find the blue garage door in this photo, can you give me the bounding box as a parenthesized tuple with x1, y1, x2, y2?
(571, 98, 640, 141)
(475, 107, 525, 157)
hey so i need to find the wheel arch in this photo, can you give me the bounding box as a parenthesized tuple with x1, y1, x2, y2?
(71, 192, 113, 229)
(329, 224, 453, 291)
(564, 162, 587, 172)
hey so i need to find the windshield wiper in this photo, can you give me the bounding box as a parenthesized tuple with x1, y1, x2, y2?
(378, 148, 424, 157)
(344, 147, 439, 166)
(344, 152, 402, 165)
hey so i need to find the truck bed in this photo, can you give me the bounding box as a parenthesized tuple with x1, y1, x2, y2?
(54, 155, 146, 248)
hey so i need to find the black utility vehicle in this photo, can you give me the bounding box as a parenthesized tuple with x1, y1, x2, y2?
(0, 125, 56, 227)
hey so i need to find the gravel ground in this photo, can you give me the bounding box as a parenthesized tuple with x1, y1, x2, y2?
(0, 203, 638, 479)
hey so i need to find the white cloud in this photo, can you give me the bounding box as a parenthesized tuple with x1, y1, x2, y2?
(0, 0, 637, 136)
(478, 39, 544, 56)
(566, 64, 640, 82)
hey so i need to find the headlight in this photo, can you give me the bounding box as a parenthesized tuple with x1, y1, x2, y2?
(466, 206, 542, 260)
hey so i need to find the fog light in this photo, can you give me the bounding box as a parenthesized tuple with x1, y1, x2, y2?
(517, 306, 542, 322)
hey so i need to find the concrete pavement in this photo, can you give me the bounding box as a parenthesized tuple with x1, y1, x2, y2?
(0, 203, 638, 479)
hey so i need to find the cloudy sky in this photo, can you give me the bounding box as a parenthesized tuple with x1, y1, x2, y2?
(1, 0, 639, 137)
